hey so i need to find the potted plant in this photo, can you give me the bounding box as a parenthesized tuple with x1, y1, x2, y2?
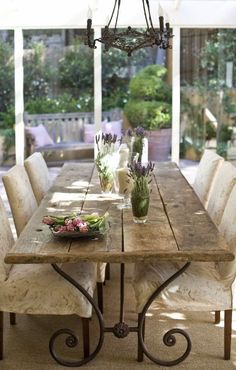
(124, 64, 172, 161)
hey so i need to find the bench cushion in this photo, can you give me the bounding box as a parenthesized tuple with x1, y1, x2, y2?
(25, 124, 54, 148)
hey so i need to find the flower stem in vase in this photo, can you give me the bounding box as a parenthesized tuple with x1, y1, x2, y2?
(131, 181, 150, 223)
(99, 173, 113, 194)
(128, 161, 154, 223)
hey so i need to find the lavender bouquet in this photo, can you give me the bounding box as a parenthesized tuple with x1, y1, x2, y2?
(128, 161, 155, 223)
(122, 126, 147, 162)
(95, 133, 119, 193)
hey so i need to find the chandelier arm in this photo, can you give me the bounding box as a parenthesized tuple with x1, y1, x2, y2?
(145, 0, 156, 31)
(107, 0, 118, 27)
(85, 0, 173, 55)
(113, 0, 121, 34)
(142, 0, 150, 30)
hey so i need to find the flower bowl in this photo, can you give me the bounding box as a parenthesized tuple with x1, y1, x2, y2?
(42, 212, 109, 239)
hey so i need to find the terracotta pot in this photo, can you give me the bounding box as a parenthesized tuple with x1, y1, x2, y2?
(148, 128, 172, 161)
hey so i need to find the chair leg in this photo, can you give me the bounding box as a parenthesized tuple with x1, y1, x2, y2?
(105, 263, 111, 280)
(137, 313, 145, 362)
(97, 282, 103, 314)
(82, 318, 90, 358)
(215, 310, 221, 324)
(0, 311, 3, 360)
(224, 309, 232, 360)
(10, 313, 16, 326)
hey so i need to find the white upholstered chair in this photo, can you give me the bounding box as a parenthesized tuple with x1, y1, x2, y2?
(2, 165, 38, 237)
(3, 164, 105, 313)
(0, 194, 97, 360)
(206, 161, 236, 226)
(24, 152, 52, 205)
(133, 186, 236, 361)
(193, 150, 224, 207)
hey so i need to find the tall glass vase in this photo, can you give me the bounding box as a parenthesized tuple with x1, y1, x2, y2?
(131, 179, 150, 223)
(98, 172, 114, 194)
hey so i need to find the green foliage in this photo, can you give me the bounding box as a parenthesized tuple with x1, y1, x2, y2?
(58, 40, 93, 97)
(24, 43, 51, 100)
(216, 125, 232, 159)
(205, 121, 216, 140)
(102, 46, 156, 110)
(218, 125, 233, 143)
(0, 39, 14, 113)
(200, 30, 236, 90)
(129, 64, 171, 101)
(124, 100, 171, 130)
(0, 106, 15, 129)
(216, 142, 228, 159)
(180, 92, 206, 156)
(25, 93, 93, 114)
(1, 128, 15, 160)
(124, 64, 172, 130)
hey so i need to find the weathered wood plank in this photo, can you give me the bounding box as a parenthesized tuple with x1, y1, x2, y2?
(123, 174, 179, 253)
(5, 250, 234, 264)
(155, 162, 229, 254)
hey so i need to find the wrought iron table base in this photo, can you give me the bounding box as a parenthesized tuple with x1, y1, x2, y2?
(49, 261, 192, 367)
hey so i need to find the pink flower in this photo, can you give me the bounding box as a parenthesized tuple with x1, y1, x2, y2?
(42, 216, 54, 225)
(66, 223, 76, 231)
(54, 225, 67, 233)
(78, 221, 89, 233)
(72, 217, 82, 227)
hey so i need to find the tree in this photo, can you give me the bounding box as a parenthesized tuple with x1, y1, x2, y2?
(0, 39, 14, 114)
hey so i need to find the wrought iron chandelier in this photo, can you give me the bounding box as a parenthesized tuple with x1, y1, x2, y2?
(86, 0, 173, 56)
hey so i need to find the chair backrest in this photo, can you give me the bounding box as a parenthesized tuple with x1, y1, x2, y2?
(218, 185, 236, 281)
(193, 149, 224, 207)
(2, 165, 38, 237)
(0, 196, 14, 282)
(206, 161, 236, 226)
(24, 152, 51, 204)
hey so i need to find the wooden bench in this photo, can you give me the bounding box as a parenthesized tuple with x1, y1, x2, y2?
(24, 110, 122, 164)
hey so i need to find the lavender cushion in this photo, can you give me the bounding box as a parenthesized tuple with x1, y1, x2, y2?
(25, 124, 54, 148)
(102, 120, 122, 138)
(84, 123, 95, 143)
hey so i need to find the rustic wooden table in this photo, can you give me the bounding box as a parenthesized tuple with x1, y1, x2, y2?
(5, 162, 234, 367)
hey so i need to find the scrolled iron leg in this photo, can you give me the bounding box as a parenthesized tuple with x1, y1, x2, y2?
(137, 313, 145, 362)
(49, 264, 104, 367)
(0, 311, 3, 360)
(215, 311, 221, 324)
(9, 313, 16, 326)
(138, 262, 192, 367)
(224, 309, 232, 360)
(97, 282, 103, 314)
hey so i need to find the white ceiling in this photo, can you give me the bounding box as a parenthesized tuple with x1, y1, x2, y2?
(0, 0, 235, 29)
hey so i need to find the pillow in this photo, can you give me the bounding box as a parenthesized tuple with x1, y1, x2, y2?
(102, 120, 122, 138)
(25, 124, 54, 148)
(84, 123, 95, 143)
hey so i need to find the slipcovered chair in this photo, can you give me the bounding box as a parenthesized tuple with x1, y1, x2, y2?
(133, 185, 236, 361)
(24, 153, 108, 296)
(0, 195, 97, 360)
(206, 161, 236, 226)
(3, 164, 105, 313)
(2, 164, 38, 237)
(24, 152, 52, 205)
(193, 150, 224, 207)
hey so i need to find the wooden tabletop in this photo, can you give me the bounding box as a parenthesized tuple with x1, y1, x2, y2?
(5, 162, 234, 265)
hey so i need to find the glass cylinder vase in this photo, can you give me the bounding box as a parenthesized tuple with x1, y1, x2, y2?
(99, 173, 114, 194)
(131, 181, 150, 223)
